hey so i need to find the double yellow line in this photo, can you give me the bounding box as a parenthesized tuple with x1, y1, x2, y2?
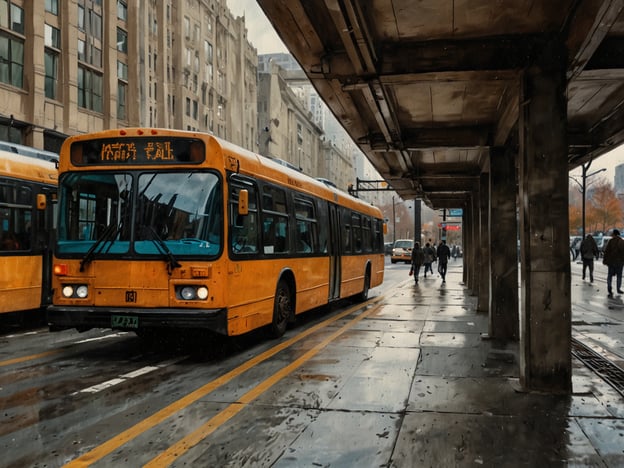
(65, 296, 383, 467)
(0, 349, 62, 367)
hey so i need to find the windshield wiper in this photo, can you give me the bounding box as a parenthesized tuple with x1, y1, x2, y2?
(147, 226, 181, 275)
(80, 223, 119, 272)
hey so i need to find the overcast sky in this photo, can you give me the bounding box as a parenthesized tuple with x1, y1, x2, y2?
(227, 1, 624, 184)
(227, 0, 287, 54)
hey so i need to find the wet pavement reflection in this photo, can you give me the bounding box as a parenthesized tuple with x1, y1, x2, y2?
(1, 260, 623, 466)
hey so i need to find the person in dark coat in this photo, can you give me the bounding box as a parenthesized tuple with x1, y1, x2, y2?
(602, 229, 624, 297)
(410, 242, 425, 284)
(436, 240, 451, 283)
(422, 242, 436, 277)
(579, 234, 599, 283)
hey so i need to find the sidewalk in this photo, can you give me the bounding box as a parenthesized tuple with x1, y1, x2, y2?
(379, 261, 624, 466)
(571, 260, 624, 370)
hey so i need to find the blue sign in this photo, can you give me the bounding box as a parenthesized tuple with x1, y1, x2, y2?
(449, 208, 463, 217)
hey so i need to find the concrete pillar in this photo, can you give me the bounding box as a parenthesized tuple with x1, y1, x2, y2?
(477, 172, 490, 312)
(489, 147, 519, 340)
(518, 39, 571, 393)
(473, 192, 481, 295)
(466, 193, 479, 294)
(414, 200, 422, 247)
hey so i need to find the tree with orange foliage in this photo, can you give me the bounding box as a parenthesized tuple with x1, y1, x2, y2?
(587, 179, 622, 233)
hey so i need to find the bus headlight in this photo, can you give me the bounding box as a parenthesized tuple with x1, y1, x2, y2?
(62, 284, 89, 298)
(196, 287, 208, 300)
(180, 286, 196, 300)
(176, 285, 208, 301)
(76, 285, 89, 298)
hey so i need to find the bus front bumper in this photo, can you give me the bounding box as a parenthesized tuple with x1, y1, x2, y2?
(46, 305, 228, 335)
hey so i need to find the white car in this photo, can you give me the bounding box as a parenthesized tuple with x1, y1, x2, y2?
(391, 239, 413, 264)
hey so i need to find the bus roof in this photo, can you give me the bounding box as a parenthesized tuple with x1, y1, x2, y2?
(0, 149, 58, 184)
(61, 128, 382, 219)
(0, 141, 59, 162)
(216, 135, 383, 219)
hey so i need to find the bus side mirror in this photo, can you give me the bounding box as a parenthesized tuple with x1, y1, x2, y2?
(383, 223, 388, 235)
(238, 189, 249, 216)
(36, 193, 47, 210)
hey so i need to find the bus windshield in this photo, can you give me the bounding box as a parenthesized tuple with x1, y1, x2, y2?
(57, 171, 222, 258)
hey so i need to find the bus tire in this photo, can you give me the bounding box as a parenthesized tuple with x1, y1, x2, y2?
(269, 278, 292, 338)
(356, 267, 371, 302)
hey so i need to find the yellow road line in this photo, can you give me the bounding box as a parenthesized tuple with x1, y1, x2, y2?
(64, 296, 382, 467)
(145, 300, 381, 467)
(0, 349, 61, 367)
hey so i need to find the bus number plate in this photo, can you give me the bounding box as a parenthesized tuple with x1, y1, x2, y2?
(111, 315, 138, 329)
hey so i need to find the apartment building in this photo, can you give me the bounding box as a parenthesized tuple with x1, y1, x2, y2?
(0, 0, 257, 153)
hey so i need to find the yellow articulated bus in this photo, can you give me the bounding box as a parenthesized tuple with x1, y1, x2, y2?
(0, 145, 58, 317)
(47, 128, 385, 337)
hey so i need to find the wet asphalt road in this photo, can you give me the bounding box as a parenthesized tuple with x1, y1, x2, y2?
(0, 258, 410, 467)
(2, 257, 622, 467)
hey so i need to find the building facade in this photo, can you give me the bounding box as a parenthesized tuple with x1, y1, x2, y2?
(0, 0, 257, 153)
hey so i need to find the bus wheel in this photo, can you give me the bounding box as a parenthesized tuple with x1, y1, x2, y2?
(270, 279, 292, 338)
(356, 269, 370, 302)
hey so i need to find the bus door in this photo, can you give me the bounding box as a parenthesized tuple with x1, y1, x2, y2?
(38, 187, 56, 307)
(328, 204, 341, 300)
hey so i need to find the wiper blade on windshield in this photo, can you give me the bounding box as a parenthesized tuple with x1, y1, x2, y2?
(147, 226, 181, 275)
(80, 223, 119, 272)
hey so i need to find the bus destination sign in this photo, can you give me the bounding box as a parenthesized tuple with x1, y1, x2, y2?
(71, 137, 205, 165)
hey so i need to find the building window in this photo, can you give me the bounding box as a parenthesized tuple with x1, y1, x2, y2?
(185, 97, 190, 116)
(0, 1, 23, 88)
(117, 60, 127, 80)
(45, 24, 61, 48)
(77, 65, 102, 112)
(0, 34, 23, 88)
(116, 27, 127, 53)
(0, 1, 24, 34)
(88, 10, 102, 40)
(117, 60, 127, 120)
(118, 82, 126, 120)
(45, 0, 58, 15)
(78, 5, 84, 30)
(184, 16, 190, 38)
(77, 39, 101, 67)
(44, 49, 59, 99)
(204, 40, 211, 62)
(77, 39, 85, 61)
(117, 0, 127, 21)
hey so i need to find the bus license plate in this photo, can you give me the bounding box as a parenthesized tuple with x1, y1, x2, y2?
(111, 315, 138, 329)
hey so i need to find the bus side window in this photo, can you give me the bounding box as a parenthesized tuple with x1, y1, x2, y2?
(262, 185, 289, 254)
(229, 180, 258, 254)
(274, 220, 287, 253)
(0, 182, 31, 251)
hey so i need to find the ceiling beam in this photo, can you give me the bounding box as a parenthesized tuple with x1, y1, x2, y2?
(360, 126, 490, 151)
(565, 0, 624, 81)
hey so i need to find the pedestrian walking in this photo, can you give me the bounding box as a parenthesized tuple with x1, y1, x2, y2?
(423, 242, 436, 277)
(602, 229, 624, 297)
(436, 240, 451, 283)
(579, 234, 599, 283)
(410, 242, 424, 284)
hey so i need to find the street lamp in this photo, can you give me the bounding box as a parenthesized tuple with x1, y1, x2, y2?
(569, 161, 606, 238)
(392, 196, 413, 243)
